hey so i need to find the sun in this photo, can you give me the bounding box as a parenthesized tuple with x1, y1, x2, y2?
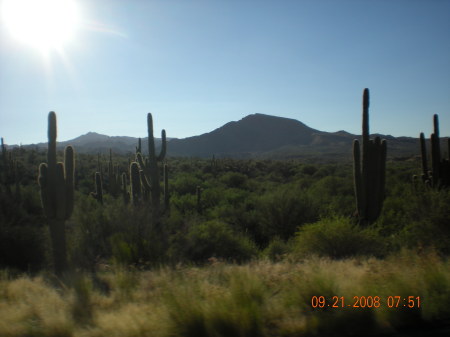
(1, 0, 80, 52)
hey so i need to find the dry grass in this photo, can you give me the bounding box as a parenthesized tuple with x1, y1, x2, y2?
(0, 250, 449, 337)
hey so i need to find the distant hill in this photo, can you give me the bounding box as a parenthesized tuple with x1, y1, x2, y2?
(15, 113, 438, 160)
(27, 132, 165, 155)
(167, 113, 424, 159)
(168, 113, 325, 156)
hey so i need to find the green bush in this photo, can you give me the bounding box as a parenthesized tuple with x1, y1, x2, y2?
(263, 237, 291, 261)
(0, 186, 47, 272)
(294, 216, 385, 259)
(182, 220, 258, 263)
(219, 172, 248, 189)
(258, 184, 319, 240)
(171, 173, 202, 195)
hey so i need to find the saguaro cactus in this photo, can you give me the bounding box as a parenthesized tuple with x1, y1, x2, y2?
(130, 162, 142, 206)
(107, 149, 120, 197)
(420, 114, 450, 188)
(353, 89, 387, 225)
(90, 172, 103, 204)
(136, 113, 167, 215)
(163, 163, 169, 212)
(38, 111, 74, 275)
(136, 138, 142, 154)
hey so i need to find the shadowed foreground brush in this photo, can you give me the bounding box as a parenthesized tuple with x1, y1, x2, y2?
(0, 251, 449, 337)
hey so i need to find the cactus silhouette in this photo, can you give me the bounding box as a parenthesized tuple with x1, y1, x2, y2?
(419, 114, 450, 188)
(121, 172, 130, 204)
(38, 111, 74, 275)
(136, 113, 166, 216)
(163, 163, 169, 212)
(107, 149, 120, 197)
(130, 162, 142, 206)
(136, 137, 142, 154)
(90, 172, 103, 204)
(353, 89, 387, 225)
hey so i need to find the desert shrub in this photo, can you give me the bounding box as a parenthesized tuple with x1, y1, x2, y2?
(222, 188, 250, 206)
(171, 173, 202, 195)
(294, 216, 385, 259)
(402, 188, 450, 255)
(0, 186, 47, 272)
(171, 193, 197, 215)
(182, 220, 258, 263)
(263, 237, 292, 261)
(380, 184, 450, 254)
(300, 164, 318, 176)
(199, 186, 223, 209)
(108, 202, 168, 266)
(258, 184, 319, 240)
(308, 175, 354, 217)
(69, 194, 110, 270)
(219, 171, 248, 189)
(419, 252, 450, 323)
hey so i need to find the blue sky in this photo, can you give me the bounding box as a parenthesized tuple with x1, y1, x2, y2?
(0, 0, 449, 145)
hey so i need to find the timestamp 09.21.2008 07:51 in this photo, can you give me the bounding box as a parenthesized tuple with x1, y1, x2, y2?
(311, 296, 421, 309)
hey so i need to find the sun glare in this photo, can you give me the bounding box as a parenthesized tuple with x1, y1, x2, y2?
(2, 0, 80, 52)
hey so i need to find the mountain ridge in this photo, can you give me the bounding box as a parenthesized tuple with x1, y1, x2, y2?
(9, 113, 433, 159)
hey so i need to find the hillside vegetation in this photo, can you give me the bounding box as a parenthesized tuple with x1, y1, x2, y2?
(1, 145, 450, 336)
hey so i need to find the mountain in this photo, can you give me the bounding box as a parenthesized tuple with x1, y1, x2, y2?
(18, 113, 431, 159)
(168, 113, 324, 156)
(28, 132, 165, 155)
(167, 113, 422, 159)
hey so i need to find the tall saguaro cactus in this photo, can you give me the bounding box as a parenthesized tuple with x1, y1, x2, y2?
(38, 111, 74, 275)
(419, 114, 450, 188)
(353, 89, 387, 225)
(163, 163, 169, 212)
(136, 113, 167, 215)
(130, 162, 142, 206)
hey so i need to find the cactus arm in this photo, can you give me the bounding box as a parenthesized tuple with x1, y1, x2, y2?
(353, 140, 363, 218)
(64, 146, 74, 218)
(91, 172, 103, 204)
(147, 113, 156, 160)
(136, 153, 146, 172)
(55, 163, 67, 221)
(157, 129, 167, 161)
(130, 162, 141, 205)
(121, 172, 130, 204)
(379, 139, 387, 204)
(136, 137, 142, 154)
(38, 163, 52, 218)
(140, 169, 151, 191)
(362, 88, 370, 145)
(163, 163, 169, 212)
(431, 133, 440, 187)
(419, 132, 428, 181)
(433, 114, 440, 139)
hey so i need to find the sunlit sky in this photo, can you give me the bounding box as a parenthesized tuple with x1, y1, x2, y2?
(0, 0, 449, 145)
